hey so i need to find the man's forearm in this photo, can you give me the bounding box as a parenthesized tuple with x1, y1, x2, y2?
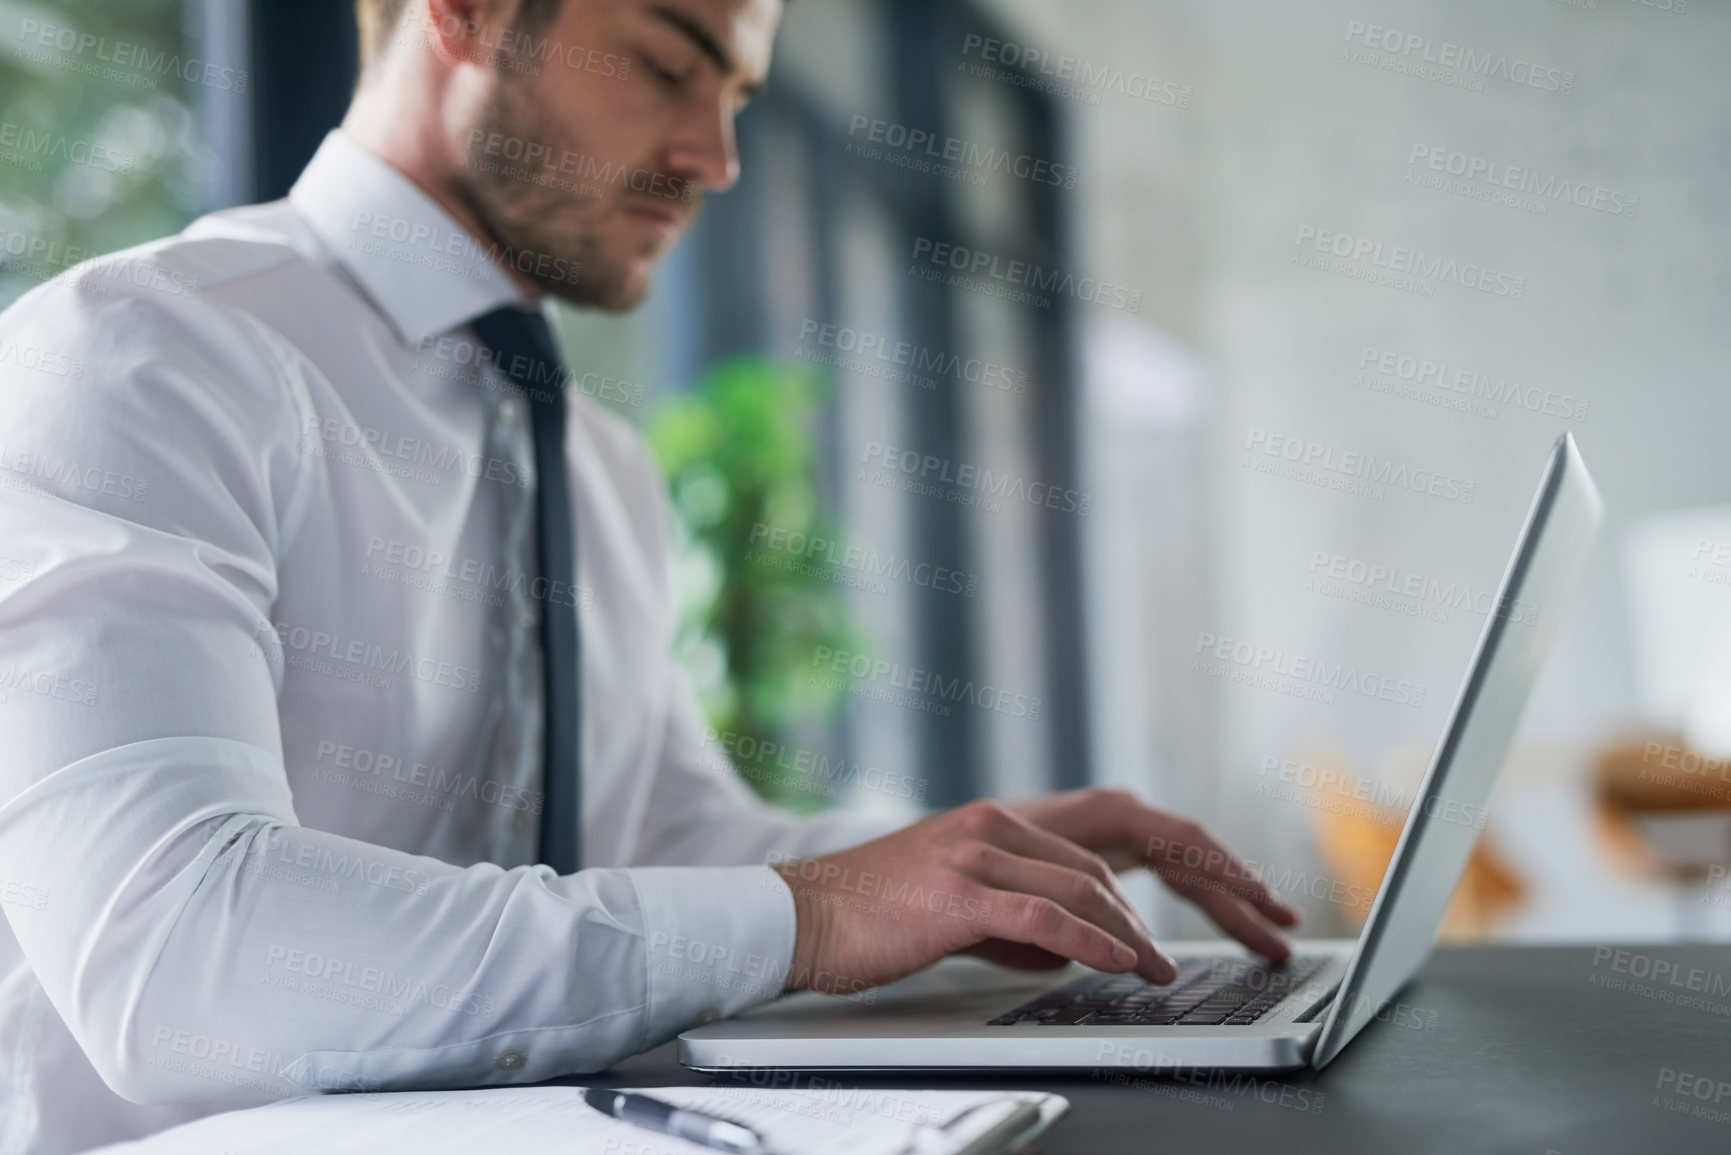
(0, 737, 797, 1103)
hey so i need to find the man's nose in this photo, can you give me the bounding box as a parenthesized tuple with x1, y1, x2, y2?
(665, 101, 740, 194)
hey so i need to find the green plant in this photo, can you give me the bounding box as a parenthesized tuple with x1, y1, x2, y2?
(647, 356, 862, 811)
(1, 0, 206, 310)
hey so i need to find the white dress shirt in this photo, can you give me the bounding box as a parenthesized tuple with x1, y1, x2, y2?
(0, 130, 894, 1155)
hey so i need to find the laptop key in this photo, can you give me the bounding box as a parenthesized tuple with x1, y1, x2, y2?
(1178, 1010, 1232, 1025)
(987, 955, 1329, 1026)
(1041, 1006, 1097, 1025)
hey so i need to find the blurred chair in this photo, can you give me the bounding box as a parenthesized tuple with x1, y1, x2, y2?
(1306, 747, 1527, 941)
(1601, 508, 1731, 934)
(1590, 736, 1731, 937)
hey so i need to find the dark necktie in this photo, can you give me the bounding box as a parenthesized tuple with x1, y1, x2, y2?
(470, 306, 581, 874)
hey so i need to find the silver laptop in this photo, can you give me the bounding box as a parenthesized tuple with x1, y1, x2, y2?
(682, 433, 1602, 1073)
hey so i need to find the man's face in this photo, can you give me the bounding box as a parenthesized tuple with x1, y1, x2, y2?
(448, 0, 781, 310)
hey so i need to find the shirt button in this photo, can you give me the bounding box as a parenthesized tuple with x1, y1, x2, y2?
(499, 398, 521, 424)
(514, 809, 531, 832)
(694, 1007, 722, 1026)
(519, 602, 539, 630)
(495, 1048, 525, 1071)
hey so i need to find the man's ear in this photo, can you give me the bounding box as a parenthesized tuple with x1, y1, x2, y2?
(420, 0, 520, 69)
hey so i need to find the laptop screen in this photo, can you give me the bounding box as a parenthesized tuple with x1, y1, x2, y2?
(1312, 434, 1603, 1068)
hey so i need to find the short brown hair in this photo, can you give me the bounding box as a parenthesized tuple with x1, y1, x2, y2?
(355, 0, 568, 68)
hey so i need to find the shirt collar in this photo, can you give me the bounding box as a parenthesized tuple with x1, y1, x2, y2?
(289, 129, 533, 346)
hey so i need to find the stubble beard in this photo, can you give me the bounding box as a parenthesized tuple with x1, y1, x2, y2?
(454, 76, 649, 312)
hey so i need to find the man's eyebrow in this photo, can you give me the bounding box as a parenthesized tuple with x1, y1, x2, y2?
(648, 6, 735, 76)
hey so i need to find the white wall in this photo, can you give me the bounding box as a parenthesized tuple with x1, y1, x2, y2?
(985, 0, 1731, 936)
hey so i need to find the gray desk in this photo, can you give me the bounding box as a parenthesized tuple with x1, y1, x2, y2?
(579, 945, 1731, 1154)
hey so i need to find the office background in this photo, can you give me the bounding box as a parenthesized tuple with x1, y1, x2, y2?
(3, 0, 1727, 945)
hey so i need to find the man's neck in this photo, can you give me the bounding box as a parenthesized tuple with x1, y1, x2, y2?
(341, 79, 542, 301)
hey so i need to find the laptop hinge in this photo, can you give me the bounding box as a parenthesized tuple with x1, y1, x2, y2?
(1293, 982, 1341, 1023)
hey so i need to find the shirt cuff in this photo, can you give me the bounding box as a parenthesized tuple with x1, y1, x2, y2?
(629, 865, 796, 1050)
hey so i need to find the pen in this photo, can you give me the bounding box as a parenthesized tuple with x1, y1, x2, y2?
(584, 1088, 766, 1154)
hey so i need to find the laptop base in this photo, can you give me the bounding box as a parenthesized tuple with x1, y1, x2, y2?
(679, 944, 1352, 1074)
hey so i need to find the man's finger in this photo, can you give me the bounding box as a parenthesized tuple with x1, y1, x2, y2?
(967, 804, 1147, 930)
(978, 890, 1142, 975)
(1143, 819, 1300, 927)
(1180, 886, 1292, 963)
(970, 844, 1177, 983)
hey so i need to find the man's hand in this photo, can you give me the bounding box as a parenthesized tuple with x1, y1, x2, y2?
(773, 790, 1300, 995)
(1005, 789, 1300, 963)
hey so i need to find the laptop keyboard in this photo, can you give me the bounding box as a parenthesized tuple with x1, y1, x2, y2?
(986, 955, 1328, 1027)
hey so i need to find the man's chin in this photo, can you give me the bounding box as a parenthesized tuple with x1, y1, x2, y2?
(540, 264, 651, 313)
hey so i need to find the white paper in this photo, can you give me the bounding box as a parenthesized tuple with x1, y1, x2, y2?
(89, 1085, 1064, 1155)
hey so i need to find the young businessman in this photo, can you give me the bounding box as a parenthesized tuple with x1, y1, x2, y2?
(0, 1, 1296, 1150)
